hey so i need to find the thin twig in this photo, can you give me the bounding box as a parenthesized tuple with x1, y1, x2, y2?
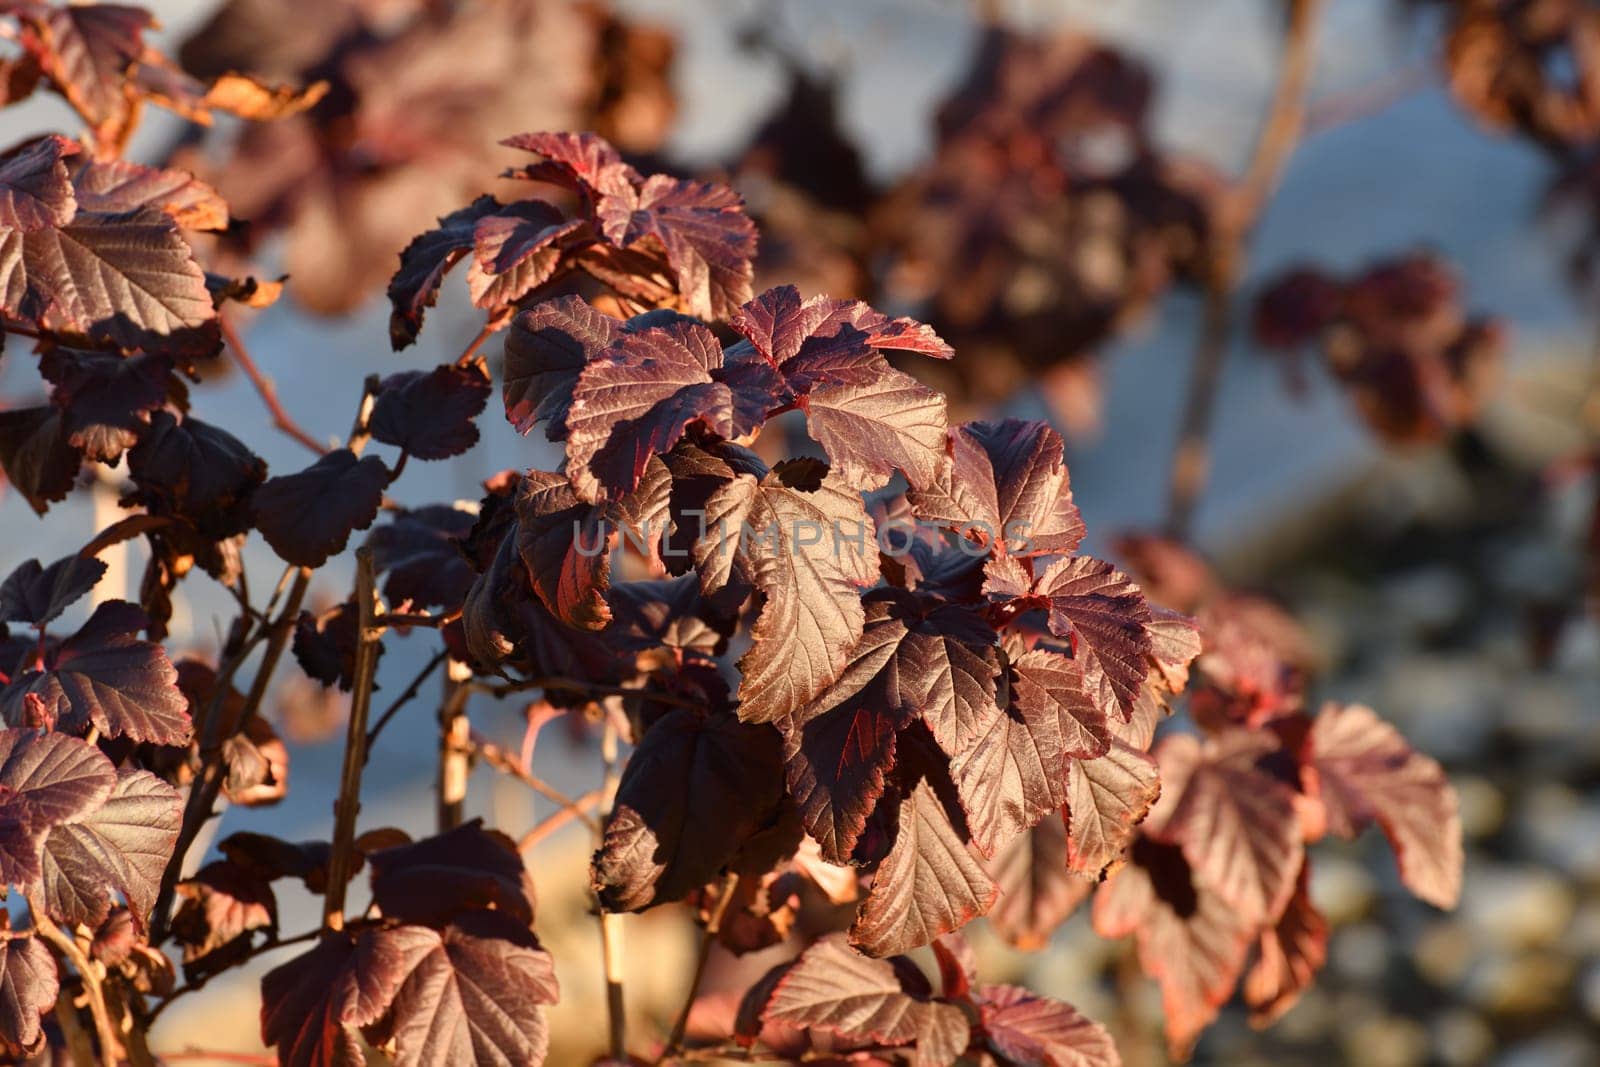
(374, 608, 460, 629)
(324, 548, 384, 932)
(221, 314, 326, 457)
(158, 1052, 277, 1066)
(151, 567, 308, 944)
(456, 322, 497, 366)
(659, 872, 740, 1063)
(365, 648, 448, 757)
(517, 789, 603, 851)
(146, 930, 321, 1023)
(470, 731, 602, 834)
(1164, 0, 1325, 537)
(30, 895, 116, 1067)
(467, 676, 698, 709)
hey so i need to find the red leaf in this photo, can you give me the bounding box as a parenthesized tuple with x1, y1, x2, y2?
(1309, 702, 1462, 909)
(362, 912, 559, 1067)
(953, 649, 1106, 856)
(1065, 740, 1161, 878)
(0, 405, 82, 515)
(909, 419, 1086, 557)
(365, 505, 477, 613)
(37, 767, 181, 929)
(41, 348, 174, 461)
(0, 934, 56, 1059)
(1092, 838, 1254, 1061)
(595, 173, 756, 320)
(0, 552, 106, 626)
(1035, 555, 1154, 721)
(127, 411, 266, 540)
(0, 134, 76, 231)
(977, 983, 1121, 1067)
(467, 201, 583, 308)
(1242, 866, 1327, 1027)
(171, 860, 279, 977)
(0, 728, 114, 885)
(387, 195, 502, 349)
(367, 820, 535, 928)
(763, 934, 970, 1063)
(1145, 732, 1304, 925)
(503, 294, 620, 438)
(71, 157, 228, 231)
(713, 464, 879, 724)
(565, 313, 735, 501)
(1, 599, 191, 745)
(849, 780, 997, 956)
(984, 812, 1091, 950)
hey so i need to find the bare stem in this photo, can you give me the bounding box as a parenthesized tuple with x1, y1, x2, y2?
(151, 566, 310, 944)
(324, 548, 384, 932)
(221, 315, 326, 457)
(659, 872, 740, 1063)
(365, 648, 448, 758)
(598, 713, 627, 1061)
(438, 678, 472, 832)
(30, 895, 116, 1067)
(1164, 0, 1325, 538)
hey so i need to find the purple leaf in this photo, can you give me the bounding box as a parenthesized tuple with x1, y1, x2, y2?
(253, 448, 389, 568)
(369, 361, 492, 461)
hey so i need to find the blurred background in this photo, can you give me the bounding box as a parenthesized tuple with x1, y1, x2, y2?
(1, 0, 1597, 1064)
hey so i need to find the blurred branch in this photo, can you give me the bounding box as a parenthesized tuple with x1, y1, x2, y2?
(221, 314, 327, 457)
(659, 871, 740, 1064)
(598, 713, 627, 1061)
(1165, 0, 1326, 537)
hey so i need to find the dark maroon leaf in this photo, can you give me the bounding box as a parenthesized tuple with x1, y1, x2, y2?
(984, 813, 1091, 950)
(41, 348, 174, 461)
(501, 131, 638, 199)
(0, 552, 105, 625)
(0, 727, 114, 884)
(1035, 555, 1154, 720)
(0, 133, 76, 231)
(89, 906, 136, 965)
(781, 623, 910, 865)
(3, 205, 216, 353)
(763, 934, 969, 1063)
(0, 599, 190, 745)
(849, 780, 997, 956)
(706, 464, 878, 723)
(0, 933, 56, 1059)
(369, 361, 492, 461)
(127, 411, 266, 540)
(952, 649, 1106, 856)
(594, 173, 756, 320)
(977, 983, 1119, 1067)
(259, 933, 365, 1067)
(367, 820, 535, 927)
(1309, 702, 1462, 909)
(253, 448, 389, 568)
(218, 832, 340, 893)
(909, 419, 1086, 558)
(70, 157, 228, 230)
(365, 505, 476, 612)
(503, 294, 620, 438)
(467, 200, 583, 308)
(730, 286, 954, 490)
(594, 708, 785, 910)
(292, 601, 383, 691)
(564, 313, 735, 501)
(387, 195, 501, 349)
(361, 912, 559, 1067)
(170, 860, 278, 976)
(37, 767, 181, 929)
(0, 405, 82, 515)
